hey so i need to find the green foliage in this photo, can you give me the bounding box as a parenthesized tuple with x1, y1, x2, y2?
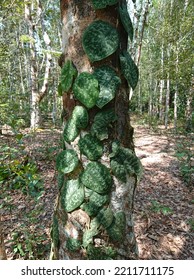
(119, 3, 133, 41)
(110, 142, 142, 182)
(58, 83, 63, 96)
(81, 202, 100, 217)
(91, 0, 118, 9)
(96, 207, 114, 229)
(81, 162, 113, 194)
(57, 172, 64, 189)
(60, 60, 78, 92)
(93, 65, 121, 108)
(175, 138, 194, 188)
(56, 149, 79, 174)
(20, 34, 35, 43)
(86, 244, 117, 260)
(120, 50, 139, 90)
(106, 211, 126, 241)
(150, 200, 173, 215)
(51, 215, 60, 248)
(63, 119, 79, 143)
(7, 205, 49, 260)
(82, 20, 119, 62)
(0, 146, 43, 197)
(66, 238, 81, 251)
(91, 109, 117, 140)
(187, 218, 194, 231)
(63, 106, 89, 143)
(82, 228, 99, 248)
(78, 134, 103, 160)
(73, 72, 99, 108)
(81, 191, 109, 216)
(72, 106, 89, 129)
(60, 179, 85, 212)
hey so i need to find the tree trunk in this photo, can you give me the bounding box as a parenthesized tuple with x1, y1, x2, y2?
(25, 0, 52, 129)
(165, 73, 170, 129)
(159, 79, 164, 121)
(50, 0, 140, 260)
(185, 76, 194, 132)
(25, 2, 40, 129)
(0, 215, 7, 260)
(129, 0, 151, 100)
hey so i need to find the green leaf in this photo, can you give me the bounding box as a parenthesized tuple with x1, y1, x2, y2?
(63, 119, 79, 143)
(78, 134, 103, 160)
(58, 83, 63, 96)
(81, 192, 109, 216)
(110, 160, 127, 182)
(81, 162, 113, 194)
(73, 72, 99, 108)
(63, 106, 89, 143)
(110, 145, 142, 182)
(89, 192, 110, 207)
(92, 0, 118, 9)
(72, 106, 89, 129)
(56, 150, 79, 174)
(82, 20, 119, 62)
(119, 3, 134, 41)
(61, 179, 84, 212)
(93, 66, 121, 108)
(57, 172, 64, 190)
(81, 202, 100, 217)
(91, 109, 117, 140)
(120, 50, 139, 90)
(96, 208, 114, 229)
(106, 211, 126, 241)
(60, 60, 77, 92)
(66, 238, 81, 251)
(82, 228, 99, 248)
(51, 215, 59, 248)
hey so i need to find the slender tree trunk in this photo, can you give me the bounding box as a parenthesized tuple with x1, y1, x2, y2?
(0, 215, 7, 260)
(185, 76, 194, 132)
(159, 41, 164, 121)
(25, 2, 40, 129)
(138, 76, 142, 114)
(25, 0, 52, 129)
(50, 0, 140, 260)
(129, 0, 151, 100)
(165, 73, 170, 129)
(37, 0, 52, 104)
(174, 46, 179, 131)
(135, 0, 150, 66)
(159, 79, 164, 121)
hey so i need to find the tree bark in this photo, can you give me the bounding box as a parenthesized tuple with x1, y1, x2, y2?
(25, 0, 52, 129)
(50, 0, 140, 260)
(0, 215, 7, 260)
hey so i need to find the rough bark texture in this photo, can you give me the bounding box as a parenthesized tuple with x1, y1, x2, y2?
(50, 0, 139, 260)
(0, 215, 7, 260)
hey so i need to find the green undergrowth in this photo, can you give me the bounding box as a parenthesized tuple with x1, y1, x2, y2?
(0, 132, 48, 259)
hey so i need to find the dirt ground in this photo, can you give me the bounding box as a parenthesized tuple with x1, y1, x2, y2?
(1, 125, 193, 259)
(133, 125, 194, 260)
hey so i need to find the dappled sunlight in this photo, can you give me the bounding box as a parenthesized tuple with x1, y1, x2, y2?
(134, 125, 194, 260)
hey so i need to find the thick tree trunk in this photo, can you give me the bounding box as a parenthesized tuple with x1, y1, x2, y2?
(50, 0, 140, 260)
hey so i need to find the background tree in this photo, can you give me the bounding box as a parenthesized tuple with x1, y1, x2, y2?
(50, 0, 141, 260)
(130, 0, 193, 131)
(0, 0, 62, 129)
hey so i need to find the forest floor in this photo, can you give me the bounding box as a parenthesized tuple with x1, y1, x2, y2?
(0, 123, 193, 260)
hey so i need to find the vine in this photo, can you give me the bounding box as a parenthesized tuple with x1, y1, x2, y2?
(52, 0, 141, 259)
